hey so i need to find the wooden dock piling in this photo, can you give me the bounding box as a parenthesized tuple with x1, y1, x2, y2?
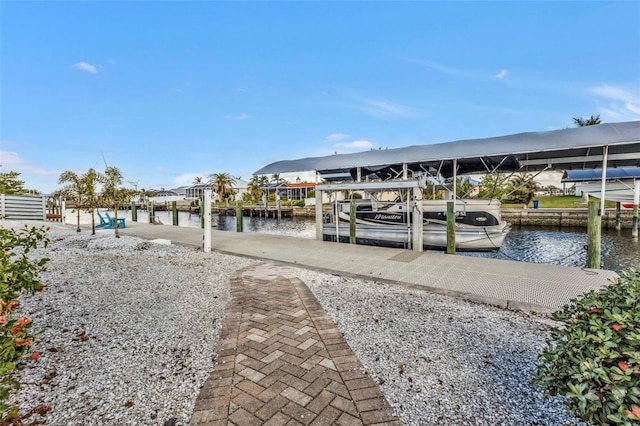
(447, 201, 455, 255)
(587, 200, 601, 269)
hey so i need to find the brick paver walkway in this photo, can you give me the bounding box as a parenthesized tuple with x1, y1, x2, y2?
(191, 263, 401, 426)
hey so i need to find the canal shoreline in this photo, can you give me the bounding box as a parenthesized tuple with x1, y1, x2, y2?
(179, 204, 639, 229)
(55, 204, 638, 229)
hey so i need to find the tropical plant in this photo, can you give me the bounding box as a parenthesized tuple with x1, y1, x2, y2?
(248, 176, 266, 203)
(192, 176, 203, 184)
(101, 166, 131, 238)
(478, 173, 509, 199)
(0, 224, 50, 419)
(58, 170, 85, 232)
(207, 173, 236, 205)
(82, 168, 103, 235)
(574, 115, 602, 127)
(455, 176, 476, 198)
(532, 268, 640, 425)
(505, 173, 540, 205)
(271, 173, 285, 184)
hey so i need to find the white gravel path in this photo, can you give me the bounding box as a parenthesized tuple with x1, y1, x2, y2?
(4, 220, 581, 425)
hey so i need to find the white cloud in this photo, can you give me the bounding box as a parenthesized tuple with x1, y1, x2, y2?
(108, 59, 116, 65)
(402, 57, 476, 79)
(154, 166, 166, 173)
(334, 139, 375, 151)
(352, 96, 419, 120)
(325, 133, 350, 142)
(0, 149, 62, 193)
(72, 61, 98, 74)
(171, 173, 204, 188)
(495, 69, 508, 79)
(0, 149, 59, 176)
(589, 84, 640, 121)
(224, 113, 250, 120)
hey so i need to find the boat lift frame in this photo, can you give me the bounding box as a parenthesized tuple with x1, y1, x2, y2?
(314, 178, 427, 252)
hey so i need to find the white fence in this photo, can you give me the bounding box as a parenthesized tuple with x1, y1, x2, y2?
(0, 194, 46, 221)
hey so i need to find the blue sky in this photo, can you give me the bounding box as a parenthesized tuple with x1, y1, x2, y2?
(2, 1, 639, 193)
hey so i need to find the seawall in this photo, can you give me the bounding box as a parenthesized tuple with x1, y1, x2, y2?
(501, 208, 637, 229)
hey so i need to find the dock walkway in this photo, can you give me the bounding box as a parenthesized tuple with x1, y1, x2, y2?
(119, 222, 617, 314)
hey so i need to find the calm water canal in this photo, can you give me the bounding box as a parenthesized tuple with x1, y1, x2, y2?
(134, 211, 639, 273)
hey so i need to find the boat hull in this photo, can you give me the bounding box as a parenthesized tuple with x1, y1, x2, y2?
(325, 199, 510, 251)
(322, 221, 510, 252)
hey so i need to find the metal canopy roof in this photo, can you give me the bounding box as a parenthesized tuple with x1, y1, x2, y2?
(562, 167, 640, 182)
(254, 121, 640, 180)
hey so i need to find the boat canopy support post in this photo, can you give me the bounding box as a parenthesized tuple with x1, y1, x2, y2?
(600, 146, 609, 216)
(448, 159, 457, 255)
(587, 199, 601, 269)
(413, 186, 423, 252)
(633, 180, 639, 238)
(203, 189, 212, 253)
(350, 201, 356, 244)
(315, 189, 323, 241)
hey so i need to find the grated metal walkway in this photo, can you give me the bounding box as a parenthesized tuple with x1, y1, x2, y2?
(119, 222, 618, 314)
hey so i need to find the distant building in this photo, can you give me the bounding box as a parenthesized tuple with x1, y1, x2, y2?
(278, 181, 315, 200)
(186, 184, 216, 199)
(156, 190, 179, 197)
(185, 179, 249, 201)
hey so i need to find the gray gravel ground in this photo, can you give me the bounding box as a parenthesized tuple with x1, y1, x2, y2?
(5, 221, 581, 425)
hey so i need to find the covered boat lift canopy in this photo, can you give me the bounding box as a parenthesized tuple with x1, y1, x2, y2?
(255, 121, 640, 180)
(254, 121, 640, 261)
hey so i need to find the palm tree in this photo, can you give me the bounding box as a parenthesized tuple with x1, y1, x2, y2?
(82, 168, 103, 235)
(101, 166, 130, 238)
(193, 176, 203, 184)
(58, 170, 84, 232)
(271, 173, 286, 184)
(248, 176, 264, 203)
(270, 174, 286, 204)
(573, 115, 601, 127)
(207, 173, 236, 205)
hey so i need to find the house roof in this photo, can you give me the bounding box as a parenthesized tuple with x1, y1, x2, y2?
(286, 182, 315, 188)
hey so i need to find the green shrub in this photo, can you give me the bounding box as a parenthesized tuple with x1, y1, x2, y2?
(532, 268, 640, 425)
(0, 224, 50, 419)
(293, 200, 305, 207)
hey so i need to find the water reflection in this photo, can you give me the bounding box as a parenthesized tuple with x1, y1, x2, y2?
(460, 226, 640, 273)
(132, 211, 639, 273)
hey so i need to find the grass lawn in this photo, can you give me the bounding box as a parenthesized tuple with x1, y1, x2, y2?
(502, 195, 618, 209)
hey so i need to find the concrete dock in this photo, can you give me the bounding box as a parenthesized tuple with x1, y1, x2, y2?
(119, 222, 618, 314)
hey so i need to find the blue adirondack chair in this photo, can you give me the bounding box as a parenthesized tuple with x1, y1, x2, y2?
(105, 212, 126, 229)
(96, 211, 110, 228)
